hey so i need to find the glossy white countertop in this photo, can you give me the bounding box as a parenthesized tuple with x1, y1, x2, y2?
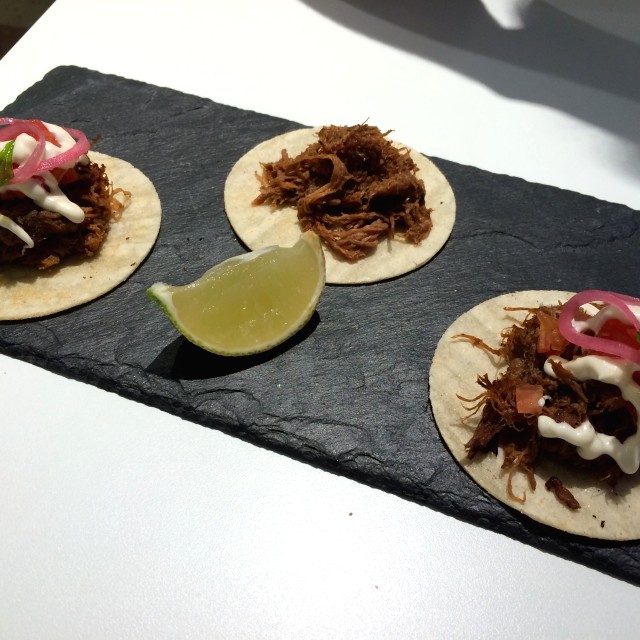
(1, 1, 640, 638)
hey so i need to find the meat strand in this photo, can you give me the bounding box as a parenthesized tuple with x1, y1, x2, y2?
(461, 306, 637, 509)
(0, 161, 119, 269)
(545, 476, 581, 510)
(253, 124, 433, 261)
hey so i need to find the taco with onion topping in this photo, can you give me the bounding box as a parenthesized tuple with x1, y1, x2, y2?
(224, 124, 455, 284)
(429, 289, 640, 540)
(0, 118, 161, 320)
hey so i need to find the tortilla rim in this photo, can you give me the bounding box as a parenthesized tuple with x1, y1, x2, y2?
(0, 151, 162, 320)
(429, 290, 640, 541)
(224, 127, 456, 285)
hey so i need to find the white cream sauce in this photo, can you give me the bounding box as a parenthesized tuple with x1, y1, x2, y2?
(0, 213, 34, 248)
(574, 302, 640, 335)
(538, 306, 640, 474)
(0, 122, 88, 248)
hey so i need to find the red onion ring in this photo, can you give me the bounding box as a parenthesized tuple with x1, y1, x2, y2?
(35, 127, 89, 172)
(558, 289, 640, 364)
(0, 123, 35, 141)
(0, 118, 89, 184)
(0, 121, 46, 184)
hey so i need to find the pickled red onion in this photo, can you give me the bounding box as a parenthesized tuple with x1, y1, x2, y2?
(35, 127, 89, 173)
(0, 121, 46, 184)
(0, 122, 37, 141)
(558, 289, 640, 364)
(0, 118, 89, 184)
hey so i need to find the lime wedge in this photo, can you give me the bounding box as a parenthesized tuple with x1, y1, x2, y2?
(148, 231, 326, 356)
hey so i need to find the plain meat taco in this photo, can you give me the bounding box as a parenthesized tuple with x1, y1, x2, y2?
(430, 289, 640, 540)
(224, 124, 455, 284)
(0, 118, 161, 320)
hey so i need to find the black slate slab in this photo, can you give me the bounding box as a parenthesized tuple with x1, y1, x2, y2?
(2, 66, 640, 586)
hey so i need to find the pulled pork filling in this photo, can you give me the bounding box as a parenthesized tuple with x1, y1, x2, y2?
(253, 124, 433, 262)
(457, 305, 637, 509)
(0, 161, 122, 270)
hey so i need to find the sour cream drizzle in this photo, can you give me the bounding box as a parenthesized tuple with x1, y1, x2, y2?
(538, 303, 640, 474)
(0, 122, 88, 247)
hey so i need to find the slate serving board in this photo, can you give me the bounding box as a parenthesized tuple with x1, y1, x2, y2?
(3, 66, 640, 585)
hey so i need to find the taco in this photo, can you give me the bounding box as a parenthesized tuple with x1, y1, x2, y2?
(429, 289, 640, 540)
(224, 124, 455, 284)
(0, 118, 161, 320)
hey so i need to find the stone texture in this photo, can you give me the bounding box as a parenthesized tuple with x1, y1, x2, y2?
(2, 65, 640, 585)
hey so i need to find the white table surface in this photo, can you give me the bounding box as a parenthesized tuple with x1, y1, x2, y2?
(2, 1, 640, 638)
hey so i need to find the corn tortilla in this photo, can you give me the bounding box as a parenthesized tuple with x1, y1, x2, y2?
(224, 128, 456, 284)
(429, 290, 640, 540)
(0, 151, 161, 320)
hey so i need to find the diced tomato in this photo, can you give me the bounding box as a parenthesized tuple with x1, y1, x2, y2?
(536, 310, 568, 355)
(0, 187, 26, 199)
(25, 119, 60, 146)
(51, 166, 79, 184)
(515, 384, 544, 415)
(597, 318, 640, 350)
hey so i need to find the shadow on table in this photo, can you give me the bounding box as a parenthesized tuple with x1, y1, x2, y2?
(146, 311, 322, 380)
(301, 0, 640, 174)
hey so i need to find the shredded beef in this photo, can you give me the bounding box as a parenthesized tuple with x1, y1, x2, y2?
(459, 305, 637, 509)
(253, 124, 433, 261)
(545, 476, 581, 510)
(0, 161, 117, 269)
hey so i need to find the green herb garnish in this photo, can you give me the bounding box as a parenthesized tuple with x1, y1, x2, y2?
(0, 140, 15, 187)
